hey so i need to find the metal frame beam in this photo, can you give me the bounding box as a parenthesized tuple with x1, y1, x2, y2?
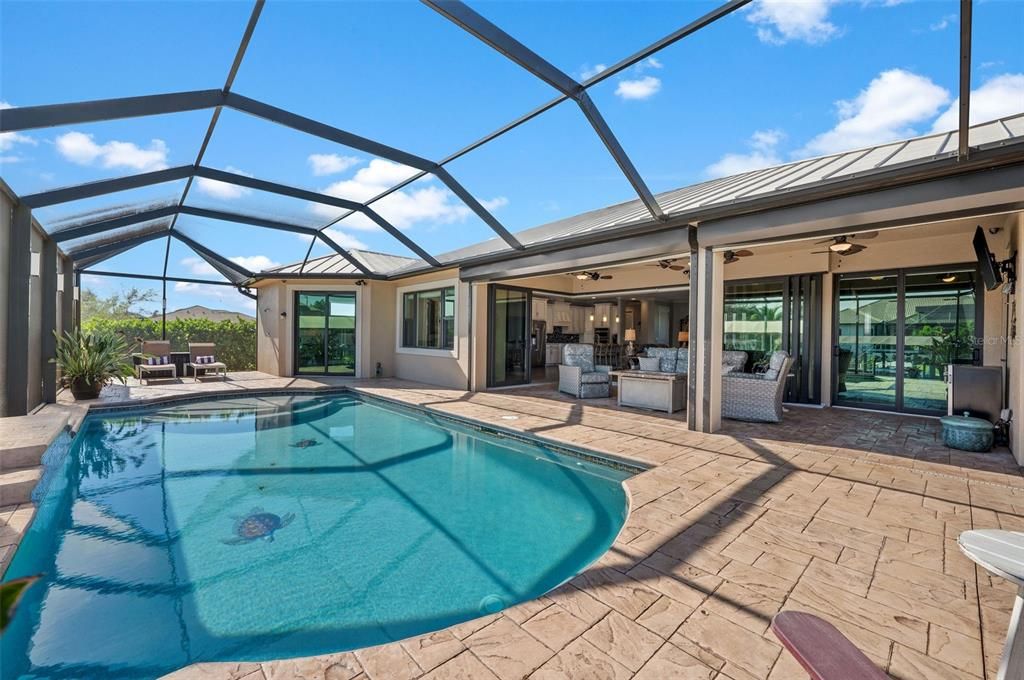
(171, 232, 254, 280)
(79, 270, 240, 287)
(20, 166, 193, 208)
(41, 237, 58, 403)
(3, 204, 32, 416)
(68, 230, 169, 264)
(958, 0, 973, 159)
(50, 204, 178, 242)
(0, 90, 226, 132)
(422, 0, 664, 220)
(61, 255, 75, 336)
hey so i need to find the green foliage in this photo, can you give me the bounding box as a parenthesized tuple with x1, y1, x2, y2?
(80, 287, 158, 320)
(1, 575, 40, 634)
(53, 328, 134, 390)
(81, 318, 257, 370)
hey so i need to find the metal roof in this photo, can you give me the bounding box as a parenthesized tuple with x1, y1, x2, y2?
(266, 249, 420, 277)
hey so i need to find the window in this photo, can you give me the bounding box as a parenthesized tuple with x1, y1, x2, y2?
(402, 286, 455, 350)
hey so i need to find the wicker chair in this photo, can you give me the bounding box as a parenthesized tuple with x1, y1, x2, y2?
(722, 350, 793, 423)
(558, 343, 612, 398)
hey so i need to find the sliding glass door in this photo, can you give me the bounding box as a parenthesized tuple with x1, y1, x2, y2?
(488, 286, 531, 387)
(724, 274, 822, 404)
(834, 266, 979, 414)
(295, 292, 357, 376)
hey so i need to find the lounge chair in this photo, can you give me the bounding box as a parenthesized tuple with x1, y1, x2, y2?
(137, 340, 177, 384)
(187, 342, 227, 381)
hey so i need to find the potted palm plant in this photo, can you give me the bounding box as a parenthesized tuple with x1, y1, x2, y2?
(53, 328, 134, 400)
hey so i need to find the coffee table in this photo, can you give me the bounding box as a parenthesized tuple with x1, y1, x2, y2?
(610, 370, 686, 413)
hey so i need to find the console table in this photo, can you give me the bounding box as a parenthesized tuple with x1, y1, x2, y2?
(610, 370, 686, 413)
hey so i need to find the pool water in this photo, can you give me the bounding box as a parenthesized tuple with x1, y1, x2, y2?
(1, 393, 632, 679)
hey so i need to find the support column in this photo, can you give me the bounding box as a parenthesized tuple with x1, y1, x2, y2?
(41, 236, 58, 404)
(74, 271, 81, 331)
(61, 256, 74, 336)
(690, 243, 725, 433)
(3, 203, 32, 416)
(686, 230, 699, 431)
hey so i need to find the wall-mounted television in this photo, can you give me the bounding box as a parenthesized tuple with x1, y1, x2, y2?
(973, 226, 1003, 291)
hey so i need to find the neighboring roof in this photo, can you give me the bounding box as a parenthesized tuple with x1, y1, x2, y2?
(263, 114, 1024, 279)
(265, 248, 420, 277)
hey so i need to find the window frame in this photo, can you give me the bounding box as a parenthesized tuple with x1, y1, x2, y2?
(395, 279, 459, 358)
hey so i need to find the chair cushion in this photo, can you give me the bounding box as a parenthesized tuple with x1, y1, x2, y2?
(678, 349, 689, 374)
(647, 348, 678, 373)
(562, 344, 595, 373)
(763, 350, 788, 380)
(638, 357, 661, 371)
(580, 372, 609, 384)
(722, 351, 748, 374)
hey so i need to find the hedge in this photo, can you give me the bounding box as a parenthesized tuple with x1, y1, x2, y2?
(81, 318, 257, 370)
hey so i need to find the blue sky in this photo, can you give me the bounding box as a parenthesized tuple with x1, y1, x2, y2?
(2, 0, 1023, 314)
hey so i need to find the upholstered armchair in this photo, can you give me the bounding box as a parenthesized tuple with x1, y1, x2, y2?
(722, 350, 793, 423)
(559, 344, 612, 398)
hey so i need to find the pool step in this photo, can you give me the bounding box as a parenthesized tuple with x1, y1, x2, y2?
(0, 413, 68, 472)
(0, 466, 43, 506)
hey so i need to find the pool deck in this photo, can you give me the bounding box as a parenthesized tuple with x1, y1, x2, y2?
(3, 371, 1023, 680)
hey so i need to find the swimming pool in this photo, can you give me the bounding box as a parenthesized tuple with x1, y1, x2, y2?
(1, 392, 633, 679)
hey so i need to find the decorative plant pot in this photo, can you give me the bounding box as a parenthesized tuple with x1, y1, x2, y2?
(69, 379, 100, 401)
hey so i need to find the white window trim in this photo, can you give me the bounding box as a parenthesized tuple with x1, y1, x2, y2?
(286, 283, 362, 378)
(395, 278, 459, 359)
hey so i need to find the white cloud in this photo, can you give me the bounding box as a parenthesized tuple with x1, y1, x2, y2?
(635, 57, 663, 72)
(196, 166, 253, 200)
(929, 14, 956, 31)
(747, 0, 838, 45)
(481, 196, 509, 211)
(615, 76, 662, 101)
(173, 281, 256, 312)
(321, 228, 369, 250)
(705, 129, 785, 178)
(310, 159, 505, 232)
(0, 101, 38, 157)
(55, 131, 169, 171)
(798, 69, 950, 156)
(580, 63, 607, 80)
(308, 153, 362, 176)
(931, 73, 1024, 133)
(181, 254, 279, 277)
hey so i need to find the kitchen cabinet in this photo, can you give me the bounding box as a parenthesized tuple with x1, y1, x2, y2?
(570, 306, 586, 334)
(550, 301, 572, 326)
(532, 298, 548, 321)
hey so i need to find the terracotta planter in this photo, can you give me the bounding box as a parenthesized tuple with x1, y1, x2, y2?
(69, 378, 100, 401)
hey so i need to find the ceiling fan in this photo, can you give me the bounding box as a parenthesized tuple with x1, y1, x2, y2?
(646, 258, 688, 271)
(723, 249, 754, 264)
(812, 232, 878, 256)
(569, 270, 613, 281)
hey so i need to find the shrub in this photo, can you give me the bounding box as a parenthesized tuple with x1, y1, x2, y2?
(81, 318, 257, 370)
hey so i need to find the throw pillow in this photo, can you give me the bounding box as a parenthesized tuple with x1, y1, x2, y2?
(763, 368, 780, 380)
(721, 364, 735, 375)
(638, 357, 660, 371)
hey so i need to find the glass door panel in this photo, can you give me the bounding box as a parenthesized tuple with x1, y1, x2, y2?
(296, 293, 328, 375)
(489, 286, 530, 387)
(902, 270, 976, 413)
(835, 274, 899, 410)
(327, 294, 356, 375)
(294, 292, 357, 376)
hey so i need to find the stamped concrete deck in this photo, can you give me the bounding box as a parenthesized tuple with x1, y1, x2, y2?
(3, 372, 1023, 680)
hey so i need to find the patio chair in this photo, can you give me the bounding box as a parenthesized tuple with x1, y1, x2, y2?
(187, 342, 227, 381)
(558, 343, 612, 399)
(136, 340, 176, 384)
(722, 350, 792, 423)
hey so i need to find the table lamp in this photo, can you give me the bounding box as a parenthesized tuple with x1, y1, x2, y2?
(624, 329, 636, 357)
(677, 331, 689, 347)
